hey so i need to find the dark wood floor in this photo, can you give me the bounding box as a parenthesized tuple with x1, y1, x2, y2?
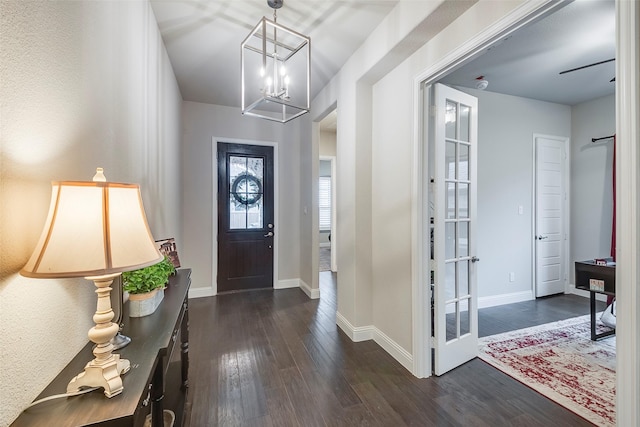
(184, 272, 603, 426)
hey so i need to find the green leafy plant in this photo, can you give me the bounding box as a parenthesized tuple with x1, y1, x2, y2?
(122, 256, 176, 294)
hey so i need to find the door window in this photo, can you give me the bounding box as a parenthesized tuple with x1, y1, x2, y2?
(229, 156, 264, 229)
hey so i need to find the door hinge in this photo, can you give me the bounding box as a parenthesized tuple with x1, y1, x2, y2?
(430, 336, 436, 347)
(430, 105, 437, 116)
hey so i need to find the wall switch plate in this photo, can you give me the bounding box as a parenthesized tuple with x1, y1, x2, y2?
(509, 272, 515, 282)
(518, 205, 524, 215)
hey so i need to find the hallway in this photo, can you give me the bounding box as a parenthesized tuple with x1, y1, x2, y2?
(184, 272, 595, 426)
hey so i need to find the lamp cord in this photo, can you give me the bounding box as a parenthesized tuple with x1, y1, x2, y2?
(25, 387, 100, 409)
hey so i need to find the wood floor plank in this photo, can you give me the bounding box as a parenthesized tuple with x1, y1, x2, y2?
(351, 381, 407, 427)
(280, 367, 326, 427)
(185, 272, 597, 426)
(217, 352, 243, 426)
(264, 386, 300, 427)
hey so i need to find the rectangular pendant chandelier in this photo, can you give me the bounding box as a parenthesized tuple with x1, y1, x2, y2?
(241, 15, 310, 123)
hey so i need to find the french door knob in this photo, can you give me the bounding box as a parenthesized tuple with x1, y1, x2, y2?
(264, 231, 274, 237)
(537, 235, 548, 240)
(471, 256, 480, 263)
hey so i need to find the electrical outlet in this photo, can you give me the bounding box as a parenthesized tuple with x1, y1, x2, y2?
(509, 272, 515, 282)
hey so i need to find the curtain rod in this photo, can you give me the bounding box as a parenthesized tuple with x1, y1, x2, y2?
(591, 134, 615, 143)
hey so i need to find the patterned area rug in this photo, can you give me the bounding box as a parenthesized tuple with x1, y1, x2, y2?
(478, 315, 616, 426)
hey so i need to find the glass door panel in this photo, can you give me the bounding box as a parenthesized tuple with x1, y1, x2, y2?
(433, 83, 478, 376)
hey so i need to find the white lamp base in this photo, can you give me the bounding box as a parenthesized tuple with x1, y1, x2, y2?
(67, 273, 130, 398)
(67, 354, 130, 397)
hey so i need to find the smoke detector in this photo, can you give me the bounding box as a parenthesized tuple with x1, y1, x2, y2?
(475, 76, 489, 90)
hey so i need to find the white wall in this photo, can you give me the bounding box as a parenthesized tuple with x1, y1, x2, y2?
(570, 94, 616, 282)
(457, 88, 571, 300)
(320, 130, 337, 157)
(313, 0, 531, 355)
(181, 102, 307, 294)
(0, 2, 183, 424)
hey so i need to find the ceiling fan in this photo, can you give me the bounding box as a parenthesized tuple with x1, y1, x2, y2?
(559, 58, 616, 82)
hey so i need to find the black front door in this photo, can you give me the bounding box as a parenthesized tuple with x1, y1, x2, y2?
(217, 142, 274, 292)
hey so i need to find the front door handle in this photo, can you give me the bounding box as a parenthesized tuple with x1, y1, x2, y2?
(264, 231, 274, 237)
(471, 256, 480, 263)
(537, 235, 548, 240)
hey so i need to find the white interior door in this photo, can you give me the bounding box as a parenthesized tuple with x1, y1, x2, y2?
(432, 83, 478, 376)
(534, 134, 568, 297)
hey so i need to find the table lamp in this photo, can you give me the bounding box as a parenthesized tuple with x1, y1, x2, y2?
(20, 168, 163, 398)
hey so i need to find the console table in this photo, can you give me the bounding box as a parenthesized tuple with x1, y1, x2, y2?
(575, 260, 615, 341)
(11, 268, 191, 427)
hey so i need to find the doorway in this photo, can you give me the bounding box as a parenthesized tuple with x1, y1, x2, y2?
(217, 142, 275, 292)
(414, 0, 616, 378)
(318, 109, 338, 276)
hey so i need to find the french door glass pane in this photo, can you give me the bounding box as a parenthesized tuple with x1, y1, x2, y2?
(445, 100, 457, 139)
(460, 298, 470, 336)
(459, 260, 469, 296)
(446, 303, 457, 342)
(445, 222, 456, 260)
(459, 143, 469, 181)
(445, 262, 456, 301)
(459, 221, 469, 257)
(458, 183, 469, 218)
(446, 182, 456, 219)
(459, 104, 471, 142)
(446, 141, 456, 180)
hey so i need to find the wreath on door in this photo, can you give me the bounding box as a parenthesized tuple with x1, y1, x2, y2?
(231, 173, 262, 206)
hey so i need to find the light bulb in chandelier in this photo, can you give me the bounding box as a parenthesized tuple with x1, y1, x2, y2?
(265, 76, 273, 95)
(284, 75, 290, 98)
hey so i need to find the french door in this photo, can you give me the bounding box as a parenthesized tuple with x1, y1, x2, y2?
(217, 142, 274, 292)
(432, 83, 479, 375)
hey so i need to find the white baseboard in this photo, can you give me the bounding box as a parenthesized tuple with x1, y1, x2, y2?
(188, 279, 321, 299)
(276, 278, 300, 290)
(568, 284, 608, 301)
(478, 290, 533, 309)
(373, 328, 413, 373)
(298, 279, 320, 299)
(336, 311, 374, 341)
(335, 311, 412, 372)
(188, 285, 215, 299)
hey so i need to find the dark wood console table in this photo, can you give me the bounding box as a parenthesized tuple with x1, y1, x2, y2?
(11, 268, 191, 427)
(575, 260, 615, 341)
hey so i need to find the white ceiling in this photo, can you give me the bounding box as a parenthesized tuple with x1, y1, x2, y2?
(150, 0, 616, 121)
(440, 0, 615, 106)
(149, 0, 399, 108)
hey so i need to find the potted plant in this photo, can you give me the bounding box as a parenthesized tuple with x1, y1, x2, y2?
(122, 256, 176, 317)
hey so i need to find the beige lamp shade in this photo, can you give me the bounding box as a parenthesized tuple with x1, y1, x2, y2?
(21, 180, 163, 278)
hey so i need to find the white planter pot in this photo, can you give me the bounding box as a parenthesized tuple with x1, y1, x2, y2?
(128, 287, 164, 317)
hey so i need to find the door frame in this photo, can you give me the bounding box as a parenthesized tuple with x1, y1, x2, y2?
(531, 134, 570, 298)
(212, 136, 279, 295)
(410, 0, 572, 379)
